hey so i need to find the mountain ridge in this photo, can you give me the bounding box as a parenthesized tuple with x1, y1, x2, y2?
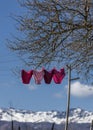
(0, 107, 93, 130)
(0, 107, 93, 124)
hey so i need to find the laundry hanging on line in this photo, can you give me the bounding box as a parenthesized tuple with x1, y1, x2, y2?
(52, 68, 65, 84)
(21, 68, 65, 84)
(33, 68, 45, 84)
(44, 69, 53, 84)
(21, 70, 33, 84)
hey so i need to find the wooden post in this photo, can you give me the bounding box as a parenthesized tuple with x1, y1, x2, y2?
(11, 120, 13, 130)
(90, 120, 93, 130)
(51, 123, 55, 130)
(65, 65, 79, 130)
(65, 65, 71, 130)
(18, 126, 21, 130)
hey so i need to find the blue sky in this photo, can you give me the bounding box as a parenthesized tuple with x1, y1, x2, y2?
(0, 0, 93, 112)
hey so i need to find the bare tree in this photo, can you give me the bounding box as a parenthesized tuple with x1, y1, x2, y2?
(8, 0, 93, 83)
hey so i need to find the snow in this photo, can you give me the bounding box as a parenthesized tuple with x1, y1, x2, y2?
(0, 108, 93, 130)
(0, 107, 93, 124)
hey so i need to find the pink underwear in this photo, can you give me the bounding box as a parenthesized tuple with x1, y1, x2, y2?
(21, 70, 33, 84)
(33, 69, 44, 84)
(52, 68, 65, 84)
(44, 69, 53, 84)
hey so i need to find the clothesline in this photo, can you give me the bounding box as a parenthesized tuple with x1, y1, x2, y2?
(21, 66, 75, 130)
(21, 67, 65, 84)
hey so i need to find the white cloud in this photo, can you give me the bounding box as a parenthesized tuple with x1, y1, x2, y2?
(28, 84, 37, 90)
(70, 81, 93, 97)
(54, 92, 63, 98)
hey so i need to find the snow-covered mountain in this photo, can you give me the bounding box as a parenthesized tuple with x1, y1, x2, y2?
(0, 107, 93, 130)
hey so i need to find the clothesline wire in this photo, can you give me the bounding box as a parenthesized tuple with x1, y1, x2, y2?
(0, 59, 22, 63)
(21, 68, 65, 84)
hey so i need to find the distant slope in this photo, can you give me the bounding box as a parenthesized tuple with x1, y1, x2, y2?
(0, 107, 93, 130)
